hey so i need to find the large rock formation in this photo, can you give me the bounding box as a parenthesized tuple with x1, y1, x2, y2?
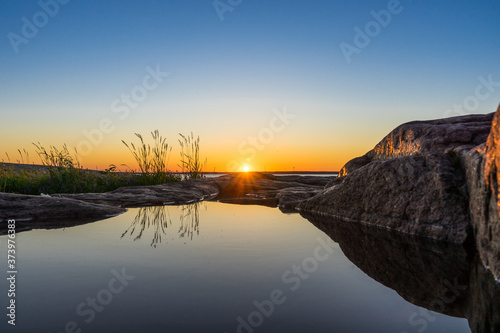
(337, 113, 492, 177)
(464, 106, 500, 281)
(480, 109, 500, 280)
(299, 106, 500, 280)
(299, 113, 494, 244)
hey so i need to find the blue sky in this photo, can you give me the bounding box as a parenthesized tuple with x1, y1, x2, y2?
(1, 0, 499, 171)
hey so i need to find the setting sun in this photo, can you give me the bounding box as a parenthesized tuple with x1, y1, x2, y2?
(243, 165, 250, 172)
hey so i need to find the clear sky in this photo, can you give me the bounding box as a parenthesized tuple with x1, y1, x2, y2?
(1, 0, 499, 172)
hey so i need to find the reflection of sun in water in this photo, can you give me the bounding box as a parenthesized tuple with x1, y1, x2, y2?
(243, 165, 250, 172)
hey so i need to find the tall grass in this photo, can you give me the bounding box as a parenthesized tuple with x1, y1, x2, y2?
(1, 144, 145, 194)
(122, 130, 178, 185)
(1, 130, 205, 195)
(178, 132, 206, 179)
(0, 165, 42, 194)
(33, 142, 80, 184)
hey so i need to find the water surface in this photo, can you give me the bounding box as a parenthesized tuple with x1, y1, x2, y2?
(0, 202, 480, 332)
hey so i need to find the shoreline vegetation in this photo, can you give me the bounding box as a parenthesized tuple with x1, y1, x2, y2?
(0, 130, 206, 195)
(0, 129, 339, 195)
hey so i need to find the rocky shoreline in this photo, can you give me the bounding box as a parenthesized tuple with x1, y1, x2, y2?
(1, 106, 500, 280)
(297, 106, 500, 280)
(0, 173, 333, 232)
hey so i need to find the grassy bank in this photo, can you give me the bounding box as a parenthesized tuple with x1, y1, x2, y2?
(1, 131, 205, 195)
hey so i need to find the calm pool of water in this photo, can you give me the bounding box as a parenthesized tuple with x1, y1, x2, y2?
(0, 202, 476, 332)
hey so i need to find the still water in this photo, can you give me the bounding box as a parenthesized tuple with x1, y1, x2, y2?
(0, 202, 484, 332)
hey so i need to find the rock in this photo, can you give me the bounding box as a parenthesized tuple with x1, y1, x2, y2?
(466, 105, 500, 280)
(54, 178, 221, 207)
(0, 193, 126, 234)
(299, 112, 495, 243)
(54, 173, 332, 209)
(0, 172, 333, 234)
(301, 154, 472, 242)
(340, 113, 493, 177)
(209, 173, 332, 208)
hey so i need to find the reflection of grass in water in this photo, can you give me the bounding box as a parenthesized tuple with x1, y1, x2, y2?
(121, 206, 173, 247)
(178, 203, 201, 240)
(121, 203, 203, 247)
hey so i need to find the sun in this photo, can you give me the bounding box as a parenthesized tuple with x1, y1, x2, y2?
(243, 165, 250, 172)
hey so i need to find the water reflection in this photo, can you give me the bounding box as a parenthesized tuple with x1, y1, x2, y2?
(121, 203, 203, 247)
(178, 203, 200, 240)
(302, 213, 500, 333)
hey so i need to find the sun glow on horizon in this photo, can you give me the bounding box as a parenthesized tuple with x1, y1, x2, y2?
(243, 165, 250, 172)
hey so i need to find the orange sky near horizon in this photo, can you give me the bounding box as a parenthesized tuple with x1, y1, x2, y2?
(1, 107, 392, 173)
(0, 134, 370, 173)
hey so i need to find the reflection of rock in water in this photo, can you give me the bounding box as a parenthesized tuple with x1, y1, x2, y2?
(467, 260, 500, 333)
(121, 203, 202, 247)
(302, 214, 500, 331)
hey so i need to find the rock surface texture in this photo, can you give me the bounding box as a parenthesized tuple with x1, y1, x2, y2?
(0, 192, 126, 233)
(52, 173, 331, 209)
(466, 106, 500, 280)
(0, 173, 333, 234)
(210, 173, 331, 208)
(299, 112, 495, 244)
(0, 193, 126, 222)
(54, 179, 221, 207)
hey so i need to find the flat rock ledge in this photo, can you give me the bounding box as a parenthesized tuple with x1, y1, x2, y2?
(0, 193, 126, 231)
(0, 173, 332, 233)
(51, 173, 332, 209)
(53, 178, 221, 207)
(210, 173, 332, 208)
